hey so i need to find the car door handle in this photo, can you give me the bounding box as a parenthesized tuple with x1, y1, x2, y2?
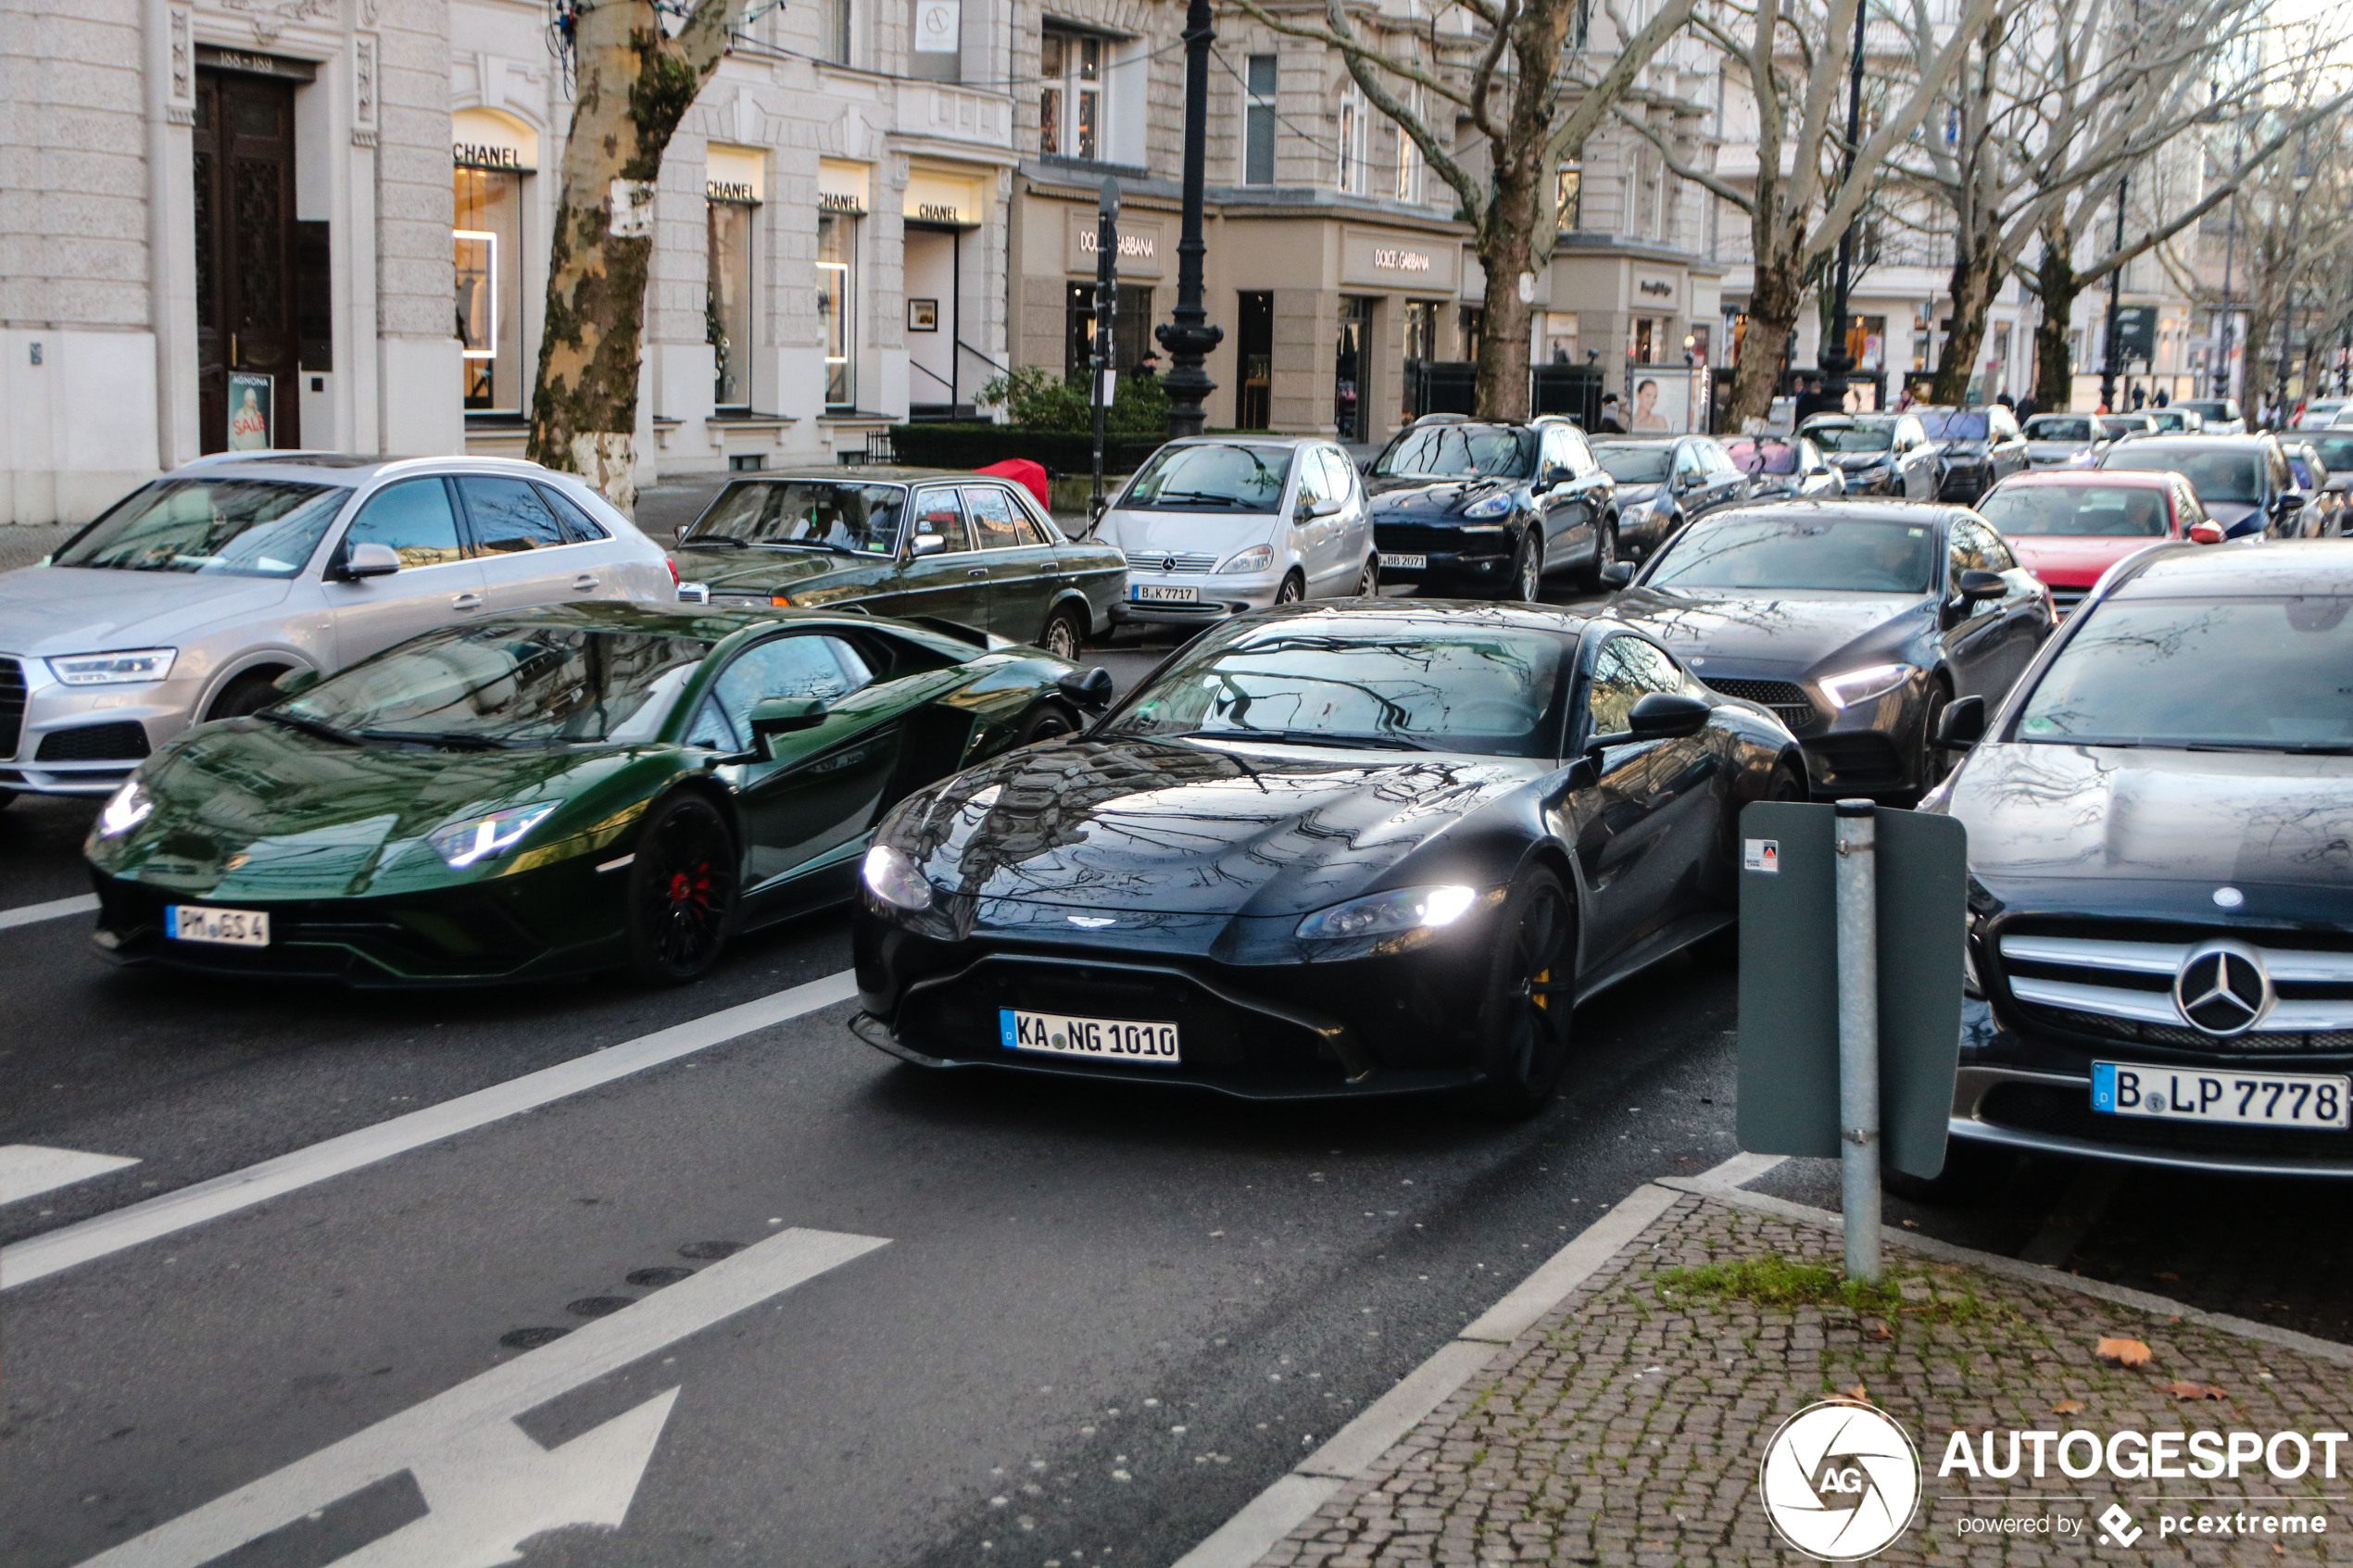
(573, 572, 600, 591)
(452, 592, 484, 611)
(967, 567, 988, 579)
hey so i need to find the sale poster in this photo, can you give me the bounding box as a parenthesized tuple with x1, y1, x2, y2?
(227, 371, 273, 450)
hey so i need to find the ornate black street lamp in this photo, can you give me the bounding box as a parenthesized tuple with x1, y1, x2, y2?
(1156, 0, 1222, 437)
(1818, 0, 1868, 414)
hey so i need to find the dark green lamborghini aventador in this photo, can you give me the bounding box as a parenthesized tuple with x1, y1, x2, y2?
(83, 603, 1109, 985)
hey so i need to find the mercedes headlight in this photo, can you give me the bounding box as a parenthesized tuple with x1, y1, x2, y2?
(862, 844, 935, 911)
(428, 803, 558, 868)
(1215, 544, 1273, 575)
(1296, 884, 1478, 942)
(49, 648, 176, 686)
(1817, 663, 1913, 709)
(96, 779, 153, 837)
(1461, 494, 1514, 519)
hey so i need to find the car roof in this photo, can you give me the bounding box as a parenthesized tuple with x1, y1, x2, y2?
(2103, 434, 2271, 452)
(1590, 435, 1692, 446)
(1993, 469, 2172, 488)
(450, 599, 970, 645)
(1161, 434, 1333, 449)
(1225, 598, 1600, 637)
(719, 466, 988, 483)
(1705, 498, 1958, 526)
(2110, 541, 2353, 599)
(169, 452, 583, 485)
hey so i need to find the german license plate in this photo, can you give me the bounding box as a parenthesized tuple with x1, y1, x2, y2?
(1382, 553, 1428, 570)
(2092, 1061, 2348, 1129)
(1132, 584, 1198, 604)
(165, 905, 271, 947)
(1000, 1007, 1180, 1065)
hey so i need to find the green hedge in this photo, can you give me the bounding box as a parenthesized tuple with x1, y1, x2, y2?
(887, 423, 1168, 476)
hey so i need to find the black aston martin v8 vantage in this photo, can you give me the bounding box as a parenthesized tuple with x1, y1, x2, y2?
(849, 602, 1803, 1111)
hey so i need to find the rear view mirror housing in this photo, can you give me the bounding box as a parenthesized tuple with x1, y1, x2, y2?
(1588, 691, 1711, 753)
(1956, 569, 2007, 604)
(1597, 560, 1634, 590)
(1056, 666, 1115, 709)
(2188, 521, 2226, 546)
(749, 695, 829, 755)
(910, 533, 950, 558)
(337, 541, 400, 581)
(1934, 694, 1986, 750)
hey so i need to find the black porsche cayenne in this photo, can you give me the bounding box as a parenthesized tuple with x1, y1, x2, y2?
(1364, 417, 1619, 599)
(1926, 543, 2353, 1176)
(849, 601, 1800, 1112)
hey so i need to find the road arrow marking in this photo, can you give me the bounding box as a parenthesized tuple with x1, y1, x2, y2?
(0, 1144, 139, 1206)
(75, 1224, 889, 1568)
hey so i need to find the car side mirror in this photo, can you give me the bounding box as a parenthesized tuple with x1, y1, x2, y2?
(1598, 560, 1634, 590)
(910, 533, 949, 558)
(2188, 521, 2226, 546)
(2271, 492, 2307, 517)
(1589, 691, 1710, 754)
(1957, 568, 2007, 604)
(749, 695, 829, 752)
(1934, 694, 1986, 750)
(1056, 666, 1115, 709)
(337, 541, 400, 581)
(1302, 495, 1343, 520)
(272, 667, 321, 696)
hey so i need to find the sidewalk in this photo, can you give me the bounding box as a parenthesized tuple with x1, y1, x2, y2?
(1209, 1182, 2353, 1567)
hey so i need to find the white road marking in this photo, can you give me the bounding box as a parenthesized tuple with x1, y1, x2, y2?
(1, 970, 859, 1292)
(74, 1225, 889, 1568)
(1171, 1150, 1781, 1568)
(0, 893, 99, 932)
(0, 1145, 141, 1207)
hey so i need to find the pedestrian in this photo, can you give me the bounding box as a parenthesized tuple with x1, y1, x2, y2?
(2155, 387, 2170, 408)
(2131, 385, 2146, 410)
(1791, 374, 1827, 426)
(1996, 391, 2015, 411)
(2017, 393, 2039, 421)
(1597, 394, 1628, 433)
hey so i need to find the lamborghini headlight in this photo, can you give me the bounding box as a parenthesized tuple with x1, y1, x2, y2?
(428, 802, 558, 868)
(96, 779, 154, 837)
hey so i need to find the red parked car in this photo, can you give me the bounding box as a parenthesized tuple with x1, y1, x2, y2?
(1972, 470, 2221, 615)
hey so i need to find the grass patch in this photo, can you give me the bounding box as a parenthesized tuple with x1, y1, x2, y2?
(1654, 1254, 1990, 1323)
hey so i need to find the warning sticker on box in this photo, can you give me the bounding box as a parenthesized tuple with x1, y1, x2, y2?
(1743, 838, 1780, 873)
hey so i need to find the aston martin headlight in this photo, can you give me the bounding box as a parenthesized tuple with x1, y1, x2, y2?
(1296, 884, 1478, 942)
(96, 779, 153, 837)
(1460, 494, 1514, 519)
(1215, 544, 1273, 574)
(862, 844, 934, 911)
(428, 802, 558, 868)
(1817, 663, 1913, 709)
(49, 647, 176, 686)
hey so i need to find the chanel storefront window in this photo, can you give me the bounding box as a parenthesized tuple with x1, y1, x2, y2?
(817, 211, 856, 408)
(451, 112, 535, 414)
(706, 147, 763, 410)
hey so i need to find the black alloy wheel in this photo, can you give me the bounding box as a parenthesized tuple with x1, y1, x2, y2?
(1578, 516, 1618, 592)
(208, 671, 286, 722)
(1466, 865, 1576, 1117)
(1353, 557, 1378, 597)
(624, 793, 740, 985)
(1038, 606, 1085, 662)
(1015, 702, 1079, 746)
(1913, 680, 1954, 801)
(1505, 529, 1543, 602)
(1275, 572, 1305, 606)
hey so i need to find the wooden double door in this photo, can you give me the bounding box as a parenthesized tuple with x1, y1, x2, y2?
(193, 69, 301, 453)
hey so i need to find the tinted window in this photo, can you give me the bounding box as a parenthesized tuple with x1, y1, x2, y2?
(1106, 617, 1573, 758)
(2015, 596, 2353, 748)
(963, 486, 1028, 550)
(1317, 448, 1359, 501)
(56, 478, 345, 578)
(910, 488, 969, 549)
(535, 483, 611, 543)
(2310, 434, 2353, 471)
(344, 479, 465, 569)
(457, 476, 569, 554)
(1372, 424, 1536, 480)
(1121, 443, 1295, 512)
(1978, 484, 2169, 537)
(2025, 417, 2093, 442)
(1587, 637, 1685, 737)
(1294, 451, 1335, 507)
(1810, 423, 1893, 454)
(1647, 514, 1938, 594)
(280, 625, 710, 744)
(1966, 519, 2018, 573)
(1593, 444, 1673, 483)
(2102, 447, 2262, 503)
(686, 481, 907, 555)
(689, 633, 875, 751)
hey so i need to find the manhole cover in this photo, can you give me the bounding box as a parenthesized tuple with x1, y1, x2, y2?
(678, 1240, 743, 1260)
(499, 1326, 572, 1349)
(565, 1296, 635, 1318)
(625, 1267, 695, 1288)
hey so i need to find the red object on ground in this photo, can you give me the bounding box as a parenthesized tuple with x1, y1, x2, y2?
(975, 458, 1050, 510)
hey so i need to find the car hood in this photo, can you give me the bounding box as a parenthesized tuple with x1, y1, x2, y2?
(1603, 584, 1928, 677)
(887, 734, 1546, 918)
(1364, 475, 1518, 521)
(2025, 441, 2092, 464)
(1826, 451, 1893, 470)
(1945, 742, 2353, 896)
(89, 721, 646, 899)
(0, 565, 297, 656)
(2006, 535, 2163, 587)
(1099, 509, 1278, 564)
(1612, 482, 1665, 507)
(669, 546, 874, 595)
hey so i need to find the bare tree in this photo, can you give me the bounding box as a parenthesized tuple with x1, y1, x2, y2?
(1626, 0, 1998, 423)
(1229, 0, 1701, 419)
(525, 0, 749, 508)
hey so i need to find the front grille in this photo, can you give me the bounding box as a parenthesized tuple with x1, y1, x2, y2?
(1995, 929, 2353, 1051)
(1980, 1081, 2353, 1163)
(1123, 551, 1219, 575)
(2048, 586, 2090, 615)
(0, 656, 22, 759)
(1705, 678, 1814, 729)
(1373, 523, 1507, 556)
(36, 721, 149, 762)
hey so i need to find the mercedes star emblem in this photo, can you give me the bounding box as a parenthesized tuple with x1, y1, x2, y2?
(2172, 939, 2273, 1036)
(1161, 557, 1176, 572)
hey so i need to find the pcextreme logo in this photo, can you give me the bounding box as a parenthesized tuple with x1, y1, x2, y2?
(1758, 1399, 1923, 1561)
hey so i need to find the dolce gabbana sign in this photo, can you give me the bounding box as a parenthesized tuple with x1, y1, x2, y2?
(1063, 208, 1165, 278)
(1340, 228, 1458, 290)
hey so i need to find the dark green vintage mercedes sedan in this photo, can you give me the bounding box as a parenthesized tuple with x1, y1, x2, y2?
(82, 602, 1109, 986)
(669, 470, 1126, 660)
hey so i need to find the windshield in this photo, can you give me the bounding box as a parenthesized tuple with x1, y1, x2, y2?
(1592, 445, 1674, 484)
(1725, 440, 1799, 476)
(2104, 447, 2262, 503)
(1978, 484, 2168, 538)
(2098, 416, 2154, 438)
(2016, 597, 2353, 750)
(1810, 424, 1892, 454)
(685, 481, 905, 553)
(1120, 444, 1294, 512)
(2178, 401, 2235, 422)
(279, 624, 712, 746)
(1917, 410, 1989, 441)
(1373, 425, 1535, 480)
(2310, 434, 2353, 471)
(1104, 617, 1572, 758)
(1647, 514, 1936, 594)
(54, 478, 346, 578)
(2025, 418, 2093, 442)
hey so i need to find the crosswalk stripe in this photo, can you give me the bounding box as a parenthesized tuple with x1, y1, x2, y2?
(0, 893, 100, 932)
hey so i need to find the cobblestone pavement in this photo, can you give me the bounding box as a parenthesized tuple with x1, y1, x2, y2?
(0, 523, 71, 572)
(1254, 1193, 2353, 1566)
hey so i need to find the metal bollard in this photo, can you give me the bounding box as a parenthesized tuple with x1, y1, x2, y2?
(1833, 797, 1881, 1284)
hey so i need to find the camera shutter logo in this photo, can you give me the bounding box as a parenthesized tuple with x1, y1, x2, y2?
(1757, 1400, 1921, 1561)
(2172, 938, 2272, 1037)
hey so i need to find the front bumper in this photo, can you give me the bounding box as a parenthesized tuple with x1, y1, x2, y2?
(0, 654, 196, 797)
(1937, 463, 1992, 500)
(1110, 571, 1286, 627)
(1370, 523, 1515, 588)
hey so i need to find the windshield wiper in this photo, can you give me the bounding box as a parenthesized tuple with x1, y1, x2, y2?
(357, 728, 526, 751)
(680, 533, 750, 548)
(258, 710, 358, 746)
(765, 539, 868, 558)
(1140, 491, 1241, 508)
(1178, 728, 1437, 752)
(2185, 741, 2353, 756)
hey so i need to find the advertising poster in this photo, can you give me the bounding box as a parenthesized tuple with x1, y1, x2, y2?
(1625, 369, 1697, 433)
(227, 371, 273, 450)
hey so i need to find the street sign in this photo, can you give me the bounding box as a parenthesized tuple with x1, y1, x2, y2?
(76, 1226, 888, 1568)
(1735, 801, 1966, 1180)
